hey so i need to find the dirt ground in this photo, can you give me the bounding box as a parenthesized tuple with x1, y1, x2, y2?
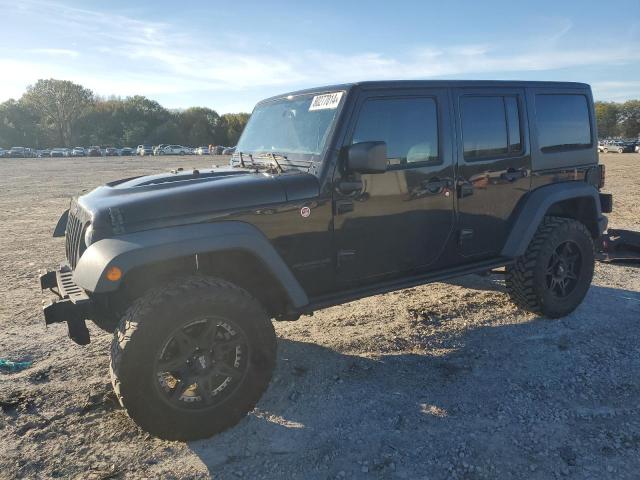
(1, 153, 639, 480)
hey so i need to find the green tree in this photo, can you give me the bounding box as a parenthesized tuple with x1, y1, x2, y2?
(21, 79, 94, 146)
(119, 96, 174, 145)
(177, 107, 221, 146)
(74, 98, 123, 146)
(220, 112, 250, 145)
(594, 101, 620, 138)
(618, 100, 640, 138)
(0, 99, 44, 147)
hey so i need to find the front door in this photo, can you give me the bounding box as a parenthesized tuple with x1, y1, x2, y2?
(453, 88, 532, 258)
(333, 88, 455, 284)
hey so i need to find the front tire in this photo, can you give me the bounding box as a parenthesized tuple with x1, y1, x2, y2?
(109, 276, 276, 440)
(506, 216, 595, 318)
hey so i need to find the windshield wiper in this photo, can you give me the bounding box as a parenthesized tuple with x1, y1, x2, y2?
(238, 151, 256, 168)
(232, 151, 255, 168)
(254, 152, 287, 173)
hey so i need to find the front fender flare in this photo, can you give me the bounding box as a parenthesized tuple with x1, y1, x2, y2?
(73, 221, 309, 309)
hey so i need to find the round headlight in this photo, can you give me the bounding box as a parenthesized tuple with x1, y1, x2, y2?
(84, 225, 94, 247)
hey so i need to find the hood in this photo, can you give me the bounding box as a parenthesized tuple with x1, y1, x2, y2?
(76, 167, 320, 236)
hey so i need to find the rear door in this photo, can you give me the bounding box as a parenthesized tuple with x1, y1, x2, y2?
(453, 87, 531, 258)
(333, 87, 455, 283)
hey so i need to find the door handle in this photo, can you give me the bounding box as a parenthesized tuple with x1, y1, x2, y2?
(337, 180, 363, 194)
(421, 178, 449, 194)
(334, 200, 354, 215)
(457, 182, 473, 198)
(501, 169, 527, 182)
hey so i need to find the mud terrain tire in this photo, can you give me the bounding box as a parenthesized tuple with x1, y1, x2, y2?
(506, 216, 595, 318)
(109, 276, 276, 440)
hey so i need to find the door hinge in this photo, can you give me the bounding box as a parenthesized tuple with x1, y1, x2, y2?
(459, 228, 474, 246)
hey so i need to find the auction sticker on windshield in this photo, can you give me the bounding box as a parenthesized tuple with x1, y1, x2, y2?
(309, 92, 343, 111)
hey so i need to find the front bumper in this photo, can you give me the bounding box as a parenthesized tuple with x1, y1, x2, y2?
(40, 266, 92, 345)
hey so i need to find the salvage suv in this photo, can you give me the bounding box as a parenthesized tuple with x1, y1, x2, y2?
(40, 81, 611, 440)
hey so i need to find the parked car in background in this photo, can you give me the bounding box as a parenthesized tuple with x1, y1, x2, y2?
(153, 144, 168, 156)
(212, 145, 225, 155)
(87, 146, 102, 157)
(0, 148, 7, 157)
(157, 144, 190, 155)
(195, 146, 209, 155)
(105, 147, 118, 156)
(636, 144, 640, 153)
(601, 140, 634, 153)
(119, 147, 134, 156)
(37, 149, 51, 158)
(72, 147, 86, 157)
(137, 144, 153, 156)
(222, 146, 236, 155)
(8, 147, 27, 158)
(50, 148, 66, 157)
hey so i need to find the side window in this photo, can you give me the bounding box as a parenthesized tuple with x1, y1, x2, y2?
(352, 97, 439, 166)
(536, 94, 592, 152)
(505, 97, 522, 153)
(461, 96, 523, 160)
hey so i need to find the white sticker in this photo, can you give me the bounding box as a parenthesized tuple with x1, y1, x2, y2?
(309, 92, 343, 111)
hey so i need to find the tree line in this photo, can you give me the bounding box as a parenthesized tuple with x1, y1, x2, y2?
(2, 79, 639, 148)
(0, 79, 250, 149)
(595, 100, 640, 139)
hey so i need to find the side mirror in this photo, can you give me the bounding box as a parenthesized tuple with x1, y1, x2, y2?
(346, 141, 387, 174)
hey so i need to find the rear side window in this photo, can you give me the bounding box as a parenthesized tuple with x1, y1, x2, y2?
(536, 94, 592, 152)
(461, 96, 522, 160)
(352, 97, 439, 166)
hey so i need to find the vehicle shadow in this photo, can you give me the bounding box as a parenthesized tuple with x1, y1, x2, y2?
(188, 282, 640, 479)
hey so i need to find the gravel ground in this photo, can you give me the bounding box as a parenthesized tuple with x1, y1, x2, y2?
(0, 153, 639, 480)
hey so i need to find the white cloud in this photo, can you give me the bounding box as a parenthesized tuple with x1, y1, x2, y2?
(0, 0, 638, 110)
(592, 81, 640, 101)
(29, 48, 79, 58)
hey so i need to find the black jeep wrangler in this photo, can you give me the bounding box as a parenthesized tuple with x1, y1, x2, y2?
(41, 81, 611, 440)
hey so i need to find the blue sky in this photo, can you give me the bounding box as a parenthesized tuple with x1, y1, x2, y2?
(0, 0, 638, 113)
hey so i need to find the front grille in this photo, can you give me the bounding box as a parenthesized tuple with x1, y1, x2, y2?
(65, 201, 89, 269)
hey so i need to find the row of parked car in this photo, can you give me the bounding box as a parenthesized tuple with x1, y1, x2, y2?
(140, 144, 236, 156)
(0, 145, 237, 158)
(598, 139, 640, 153)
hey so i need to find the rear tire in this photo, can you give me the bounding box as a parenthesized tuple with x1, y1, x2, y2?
(505, 216, 595, 318)
(109, 276, 276, 440)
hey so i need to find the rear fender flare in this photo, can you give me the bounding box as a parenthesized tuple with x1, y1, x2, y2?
(501, 182, 606, 258)
(73, 221, 309, 309)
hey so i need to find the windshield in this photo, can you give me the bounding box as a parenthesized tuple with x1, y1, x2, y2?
(236, 91, 344, 160)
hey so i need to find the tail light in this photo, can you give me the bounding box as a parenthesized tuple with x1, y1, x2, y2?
(599, 164, 606, 189)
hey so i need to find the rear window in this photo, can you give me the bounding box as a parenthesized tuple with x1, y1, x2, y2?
(535, 94, 592, 152)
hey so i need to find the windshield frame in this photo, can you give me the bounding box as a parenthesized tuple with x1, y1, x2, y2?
(235, 89, 347, 168)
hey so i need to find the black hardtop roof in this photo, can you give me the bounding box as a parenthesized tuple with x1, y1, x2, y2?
(260, 80, 590, 103)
